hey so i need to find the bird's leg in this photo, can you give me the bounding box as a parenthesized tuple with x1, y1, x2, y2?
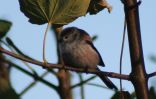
(84, 66, 89, 74)
(61, 65, 67, 72)
(42, 59, 48, 69)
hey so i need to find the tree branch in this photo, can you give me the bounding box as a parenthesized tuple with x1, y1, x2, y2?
(148, 72, 156, 78)
(19, 71, 49, 96)
(87, 83, 110, 90)
(123, 0, 149, 98)
(9, 61, 58, 92)
(0, 47, 129, 80)
(71, 76, 97, 89)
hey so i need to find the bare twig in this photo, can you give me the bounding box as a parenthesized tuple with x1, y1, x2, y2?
(5, 38, 57, 76)
(87, 83, 110, 90)
(71, 76, 97, 89)
(78, 74, 85, 99)
(0, 47, 129, 80)
(9, 61, 58, 92)
(148, 72, 156, 78)
(119, 17, 127, 91)
(6, 37, 36, 61)
(19, 71, 49, 96)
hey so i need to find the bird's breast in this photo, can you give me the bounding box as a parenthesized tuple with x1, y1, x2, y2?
(61, 43, 99, 69)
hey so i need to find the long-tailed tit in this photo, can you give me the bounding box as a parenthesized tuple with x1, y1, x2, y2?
(59, 27, 117, 90)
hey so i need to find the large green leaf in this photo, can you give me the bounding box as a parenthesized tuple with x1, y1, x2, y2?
(0, 20, 12, 39)
(19, 0, 90, 25)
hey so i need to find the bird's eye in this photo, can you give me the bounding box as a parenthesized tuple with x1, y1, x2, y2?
(63, 36, 68, 40)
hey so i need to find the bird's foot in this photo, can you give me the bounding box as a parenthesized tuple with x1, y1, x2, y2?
(42, 59, 48, 69)
(61, 65, 67, 72)
(84, 66, 89, 74)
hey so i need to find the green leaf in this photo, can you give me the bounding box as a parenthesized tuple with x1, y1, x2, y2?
(0, 88, 20, 99)
(149, 55, 156, 63)
(92, 35, 98, 41)
(0, 20, 12, 39)
(111, 91, 131, 99)
(19, 0, 90, 25)
(149, 87, 156, 99)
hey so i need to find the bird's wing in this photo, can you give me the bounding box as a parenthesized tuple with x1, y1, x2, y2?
(83, 35, 105, 67)
(87, 41, 105, 67)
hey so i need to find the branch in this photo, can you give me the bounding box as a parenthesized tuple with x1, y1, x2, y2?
(78, 74, 85, 99)
(6, 37, 36, 61)
(123, 0, 149, 98)
(5, 38, 58, 77)
(87, 83, 110, 90)
(71, 76, 97, 89)
(148, 72, 156, 78)
(0, 47, 129, 80)
(9, 61, 58, 92)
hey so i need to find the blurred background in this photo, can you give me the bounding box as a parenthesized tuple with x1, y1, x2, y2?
(0, 0, 156, 99)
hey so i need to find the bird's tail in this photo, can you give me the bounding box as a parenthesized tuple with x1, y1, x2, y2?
(97, 69, 118, 90)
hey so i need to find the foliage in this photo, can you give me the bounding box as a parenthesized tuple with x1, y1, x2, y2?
(18, 0, 90, 25)
(0, 20, 12, 39)
(0, 0, 155, 99)
(18, 0, 111, 25)
(111, 87, 156, 99)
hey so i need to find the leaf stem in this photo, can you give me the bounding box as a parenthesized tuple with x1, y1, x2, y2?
(43, 22, 51, 63)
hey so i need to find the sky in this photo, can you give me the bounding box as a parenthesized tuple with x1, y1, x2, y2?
(0, 0, 156, 99)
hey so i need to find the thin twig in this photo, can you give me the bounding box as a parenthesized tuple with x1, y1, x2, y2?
(0, 47, 129, 80)
(71, 76, 96, 89)
(148, 72, 156, 78)
(5, 38, 57, 76)
(8, 61, 59, 93)
(78, 74, 85, 99)
(4, 38, 38, 75)
(87, 83, 111, 90)
(119, 18, 127, 91)
(19, 71, 49, 96)
(6, 37, 36, 60)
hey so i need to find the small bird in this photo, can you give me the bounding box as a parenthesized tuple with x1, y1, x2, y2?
(59, 27, 117, 90)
